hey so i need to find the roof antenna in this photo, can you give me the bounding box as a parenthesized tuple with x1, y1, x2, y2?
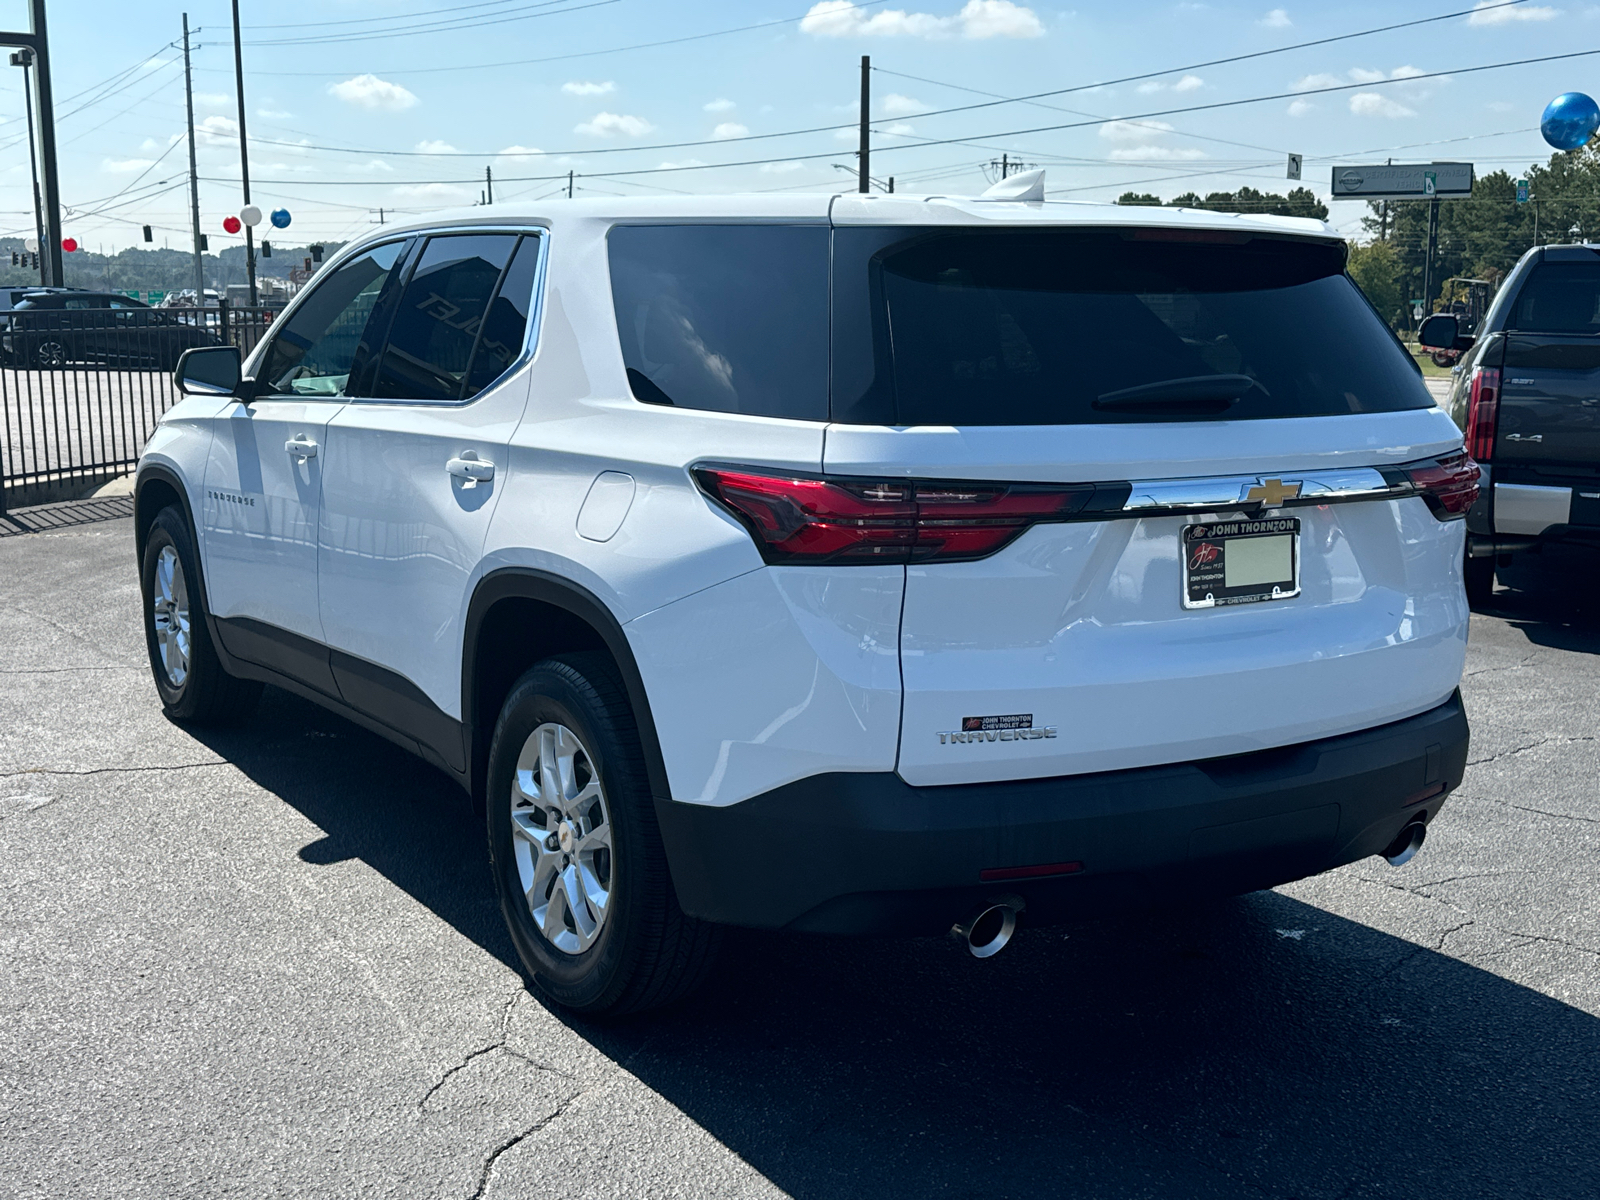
(979, 168, 1045, 202)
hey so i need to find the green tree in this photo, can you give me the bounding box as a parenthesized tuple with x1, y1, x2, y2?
(1163, 187, 1328, 220)
(1115, 192, 1162, 206)
(1346, 240, 1405, 329)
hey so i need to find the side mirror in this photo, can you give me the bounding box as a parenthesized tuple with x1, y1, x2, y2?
(175, 345, 242, 397)
(1417, 313, 1458, 349)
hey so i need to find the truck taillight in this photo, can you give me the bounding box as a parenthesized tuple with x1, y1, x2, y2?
(694, 468, 1093, 564)
(1465, 365, 1500, 461)
(1402, 451, 1481, 520)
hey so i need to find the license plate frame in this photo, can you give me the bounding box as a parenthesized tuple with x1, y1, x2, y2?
(1182, 517, 1301, 610)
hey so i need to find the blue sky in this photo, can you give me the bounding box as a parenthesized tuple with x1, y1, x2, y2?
(0, 0, 1577, 252)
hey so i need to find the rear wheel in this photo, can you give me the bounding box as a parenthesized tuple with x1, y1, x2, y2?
(486, 654, 720, 1016)
(1465, 553, 1495, 607)
(32, 338, 67, 368)
(141, 506, 262, 724)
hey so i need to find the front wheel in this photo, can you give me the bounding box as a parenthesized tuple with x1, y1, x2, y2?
(486, 654, 720, 1016)
(141, 506, 262, 724)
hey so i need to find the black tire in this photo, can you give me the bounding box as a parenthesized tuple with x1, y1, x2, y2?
(1465, 553, 1495, 607)
(486, 653, 721, 1016)
(140, 506, 262, 724)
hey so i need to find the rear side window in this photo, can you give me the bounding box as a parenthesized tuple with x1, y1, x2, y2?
(373, 233, 522, 402)
(1508, 262, 1600, 333)
(608, 224, 829, 420)
(832, 227, 1432, 426)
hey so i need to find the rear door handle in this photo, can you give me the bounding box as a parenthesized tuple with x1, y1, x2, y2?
(447, 454, 495, 485)
(285, 435, 318, 460)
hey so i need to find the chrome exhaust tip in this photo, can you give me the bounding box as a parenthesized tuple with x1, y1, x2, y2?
(1383, 820, 1427, 867)
(952, 897, 1023, 959)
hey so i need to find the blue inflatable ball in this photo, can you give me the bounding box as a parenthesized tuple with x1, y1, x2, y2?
(1541, 92, 1600, 151)
(269, 207, 292, 229)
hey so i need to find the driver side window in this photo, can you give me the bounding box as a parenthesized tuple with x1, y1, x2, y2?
(256, 240, 406, 397)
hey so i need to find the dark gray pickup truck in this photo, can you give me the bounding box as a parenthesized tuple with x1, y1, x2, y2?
(1420, 244, 1600, 603)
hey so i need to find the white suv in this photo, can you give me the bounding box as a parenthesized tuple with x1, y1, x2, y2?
(135, 188, 1477, 1014)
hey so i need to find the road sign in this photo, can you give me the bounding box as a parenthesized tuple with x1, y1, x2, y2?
(1287, 153, 1302, 181)
(1516, 179, 1530, 203)
(1330, 162, 1473, 200)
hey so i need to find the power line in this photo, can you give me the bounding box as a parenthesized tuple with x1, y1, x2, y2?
(244, 0, 542, 30)
(247, 0, 617, 48)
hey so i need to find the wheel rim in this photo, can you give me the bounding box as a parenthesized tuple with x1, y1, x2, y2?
(38, 340, 66, 366)
(510, 722, 614, 955)
(150, 545, 191, 687)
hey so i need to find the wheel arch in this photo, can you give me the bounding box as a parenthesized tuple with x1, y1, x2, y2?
(463, 568, 671, 813)
(135, 463, 199, 565)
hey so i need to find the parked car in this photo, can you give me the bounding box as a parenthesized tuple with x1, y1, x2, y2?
(135, 185, 1476, 1014)
(1425, 244, 1600, 603)
(1, 290, 222, 369)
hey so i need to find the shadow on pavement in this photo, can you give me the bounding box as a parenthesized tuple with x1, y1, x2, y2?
(1484, 544, 1600, 654)
(188, 685, 1600, 1199)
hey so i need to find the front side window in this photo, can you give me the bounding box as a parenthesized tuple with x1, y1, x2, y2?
(608, 224, 829, 420)
(372, 233, 525, 402)
(1508, 262, 1600, 333)
(256, 240, 405, 398)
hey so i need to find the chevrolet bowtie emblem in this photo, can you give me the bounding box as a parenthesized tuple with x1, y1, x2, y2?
(1244, 478, 1302, 507)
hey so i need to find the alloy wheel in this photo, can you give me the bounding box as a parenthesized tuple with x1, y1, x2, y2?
(150, 544, 191, 687)
(510, 722, 614, 954)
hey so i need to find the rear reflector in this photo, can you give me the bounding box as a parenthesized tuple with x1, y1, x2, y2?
(980, 861, 1085, 882)
(1402, 451, 1481, 521)
(694, 468, 1094, 564)
(1465, 366, 1500, 461)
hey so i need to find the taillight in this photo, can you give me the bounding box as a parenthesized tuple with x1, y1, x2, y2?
(1402, 451, 1481, 520)
(1465, 366, 1500, 461)
(694, 468, 1093, 564)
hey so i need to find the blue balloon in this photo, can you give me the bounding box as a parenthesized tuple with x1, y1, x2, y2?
(1541, 92, 1600, 151)
(269, 207, 292, 229)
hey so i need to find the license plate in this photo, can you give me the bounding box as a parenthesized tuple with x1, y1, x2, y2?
(1182, 518, 1300, 609)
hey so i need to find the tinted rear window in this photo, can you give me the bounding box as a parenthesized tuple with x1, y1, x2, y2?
(1508, 261, 1600, 333)
(832, 227, 1430, 426)
(609, 224, 829, 420)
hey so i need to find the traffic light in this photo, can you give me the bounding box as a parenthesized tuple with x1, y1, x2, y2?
(30, 252, 38, 269)
(10, 251, 16, 267)
(142, 225, 153, 243)
(260, 240, 271, 258)
(199, 234, 208, 251)
(309, 244, 323, 263)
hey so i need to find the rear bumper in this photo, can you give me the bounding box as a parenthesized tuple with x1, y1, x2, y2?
(655, 692, 1469, 934)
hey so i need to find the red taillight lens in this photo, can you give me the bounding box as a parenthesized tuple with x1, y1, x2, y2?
(694, 468, 1092, 564)
(1465, 366, 1500, 461)
(1403, 451, 1481, 520)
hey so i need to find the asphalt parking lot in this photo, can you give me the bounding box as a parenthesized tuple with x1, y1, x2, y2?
(3, 510, 1597, 1200)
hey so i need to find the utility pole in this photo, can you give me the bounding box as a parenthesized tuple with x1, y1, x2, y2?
(182, 14, 204, 302)
(567, 169, 574, 199)
(1001, 153, 1009, 180)
(10, 48, 45, 284)
(485, 165, 493, 205)
(857, 55, 870, 194)
(230, 0, 257, 305)
(1422, 196, 1441, 315)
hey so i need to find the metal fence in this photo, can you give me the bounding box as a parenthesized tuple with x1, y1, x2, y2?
(0, 304, 278, 516)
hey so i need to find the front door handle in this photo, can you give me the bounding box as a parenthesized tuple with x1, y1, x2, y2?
(285, 435, 318, 460)
(447, 453, 495, 485)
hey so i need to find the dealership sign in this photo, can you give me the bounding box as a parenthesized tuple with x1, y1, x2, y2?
(1329, 162, 1474, 200)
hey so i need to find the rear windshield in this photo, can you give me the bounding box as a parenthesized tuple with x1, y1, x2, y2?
(831, 227, 1430, 426)
(1507, 261, 1600, 333)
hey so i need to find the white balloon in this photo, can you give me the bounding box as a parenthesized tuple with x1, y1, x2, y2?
(240, 204, 263, 227)
(24, 237, 37, 252)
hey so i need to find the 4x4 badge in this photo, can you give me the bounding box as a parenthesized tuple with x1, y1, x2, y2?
(1244, 478, 1302, 507)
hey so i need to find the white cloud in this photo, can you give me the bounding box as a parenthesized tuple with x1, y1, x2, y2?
(257, 108, 292, 120)
(393, 182, 467, 199)
(799, 0, 1044, 39)
(1469, 0, 1558, 23)
(497, 145, 543, 162)
(195, 114, 239, 145)
(562, 80, 615, 96)
(835, 126, 860, 141)
(575, 111, 653, 137)
(414, 139, 458, 154)
(712, 122, 749, 139)
(1137, 74, 1204, 94)
(1108, 146, 1208, 161)
(348, 159, 394, 174)
(1287, 98, 1315, 117)
(1100, 118, 1176, 143)
(329, 74, 418, 111)
(1293, 72, 1345, 90)
(657, 158, 707, 170)
(103, 157, 155, 173)
(882, 122, 917, 136)
(704, 98, 737, 112)
(1350, 92, 1416, 118)
(193, 92, 232, 107)
(759, 161, 806, 173)
(1259, 8, 1291, 26)
(1348, 67, 1387, 83)
(882, 92, 928, 114)
(1388, 64, 1427, 80)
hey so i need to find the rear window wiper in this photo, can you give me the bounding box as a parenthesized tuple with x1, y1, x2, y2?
(1093, 374, 1266, 415)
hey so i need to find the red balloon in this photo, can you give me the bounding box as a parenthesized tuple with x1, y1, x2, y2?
(223, 216, 242, 234)
(61, 237, 77, 253)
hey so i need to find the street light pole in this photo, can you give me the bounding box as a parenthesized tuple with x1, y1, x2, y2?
(182, 14, 204, 303)
(230, 0, 257, 305)
(28, 0, 61, 287)
(10, 49, 45, 285)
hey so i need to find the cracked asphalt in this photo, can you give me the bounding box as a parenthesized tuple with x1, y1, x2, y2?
(2, 516, 1598, 1200)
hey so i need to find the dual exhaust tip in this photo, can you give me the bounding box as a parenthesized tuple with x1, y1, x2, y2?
(951, 896, 1023, 958)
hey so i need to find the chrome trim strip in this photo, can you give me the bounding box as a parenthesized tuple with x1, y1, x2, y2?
(1122, 466, 1409, 515)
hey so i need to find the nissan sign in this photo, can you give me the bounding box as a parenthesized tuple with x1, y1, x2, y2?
(1329, 162, 1474, 200)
